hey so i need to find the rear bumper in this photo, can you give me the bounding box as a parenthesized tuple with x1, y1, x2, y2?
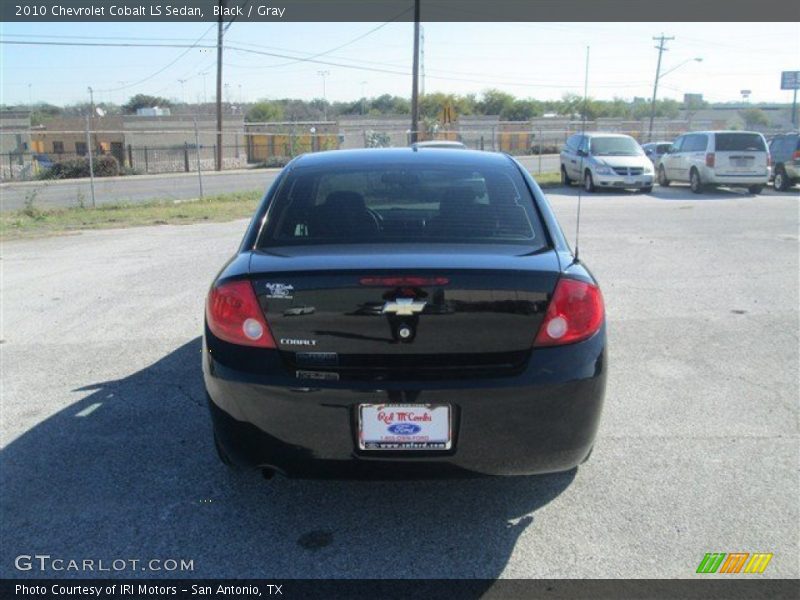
(203, 328, 607, 479)
(702, 168, 768, 185)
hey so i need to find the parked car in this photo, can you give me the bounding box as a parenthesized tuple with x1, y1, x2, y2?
(32, 153, 55, 169)
(768, 131, 800, 191)
(411, 140, 467, 150)
(656, 131, 769, 194)
(642, 141, 673, 165)
(560, 133, 654, 193)
(204, 148, 606, 479)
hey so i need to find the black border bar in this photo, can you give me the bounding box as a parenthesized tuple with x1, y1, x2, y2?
(1, 0, 796, 22)
(3, 579, 800, 600)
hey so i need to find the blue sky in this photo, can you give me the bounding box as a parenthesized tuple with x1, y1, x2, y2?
(1, 21, 798, 106)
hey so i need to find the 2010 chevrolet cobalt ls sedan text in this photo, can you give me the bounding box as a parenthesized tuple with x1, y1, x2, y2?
(203, 148, 606, 479)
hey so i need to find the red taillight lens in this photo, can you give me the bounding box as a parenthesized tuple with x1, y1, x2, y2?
(792, 150, 800, 161)
(206, 280, 275, 348)
(534, 278, 604, 347)
(705, 152, 715, 168)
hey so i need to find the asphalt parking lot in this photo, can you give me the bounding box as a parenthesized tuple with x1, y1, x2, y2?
(1, 184, 797, 579)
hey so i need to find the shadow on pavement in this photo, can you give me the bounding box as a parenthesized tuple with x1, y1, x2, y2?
(0, 337, 575, 579)
(551, 183, 792, 200)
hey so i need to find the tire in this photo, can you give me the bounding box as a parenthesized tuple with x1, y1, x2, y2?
(748, 185, 764, 195)
(561, 165, 572, 186)
(773, 167, 789, 192)
(689, 169, 704, 194)
(583, 171, 596, 193)
(581, 445, 594, 464)
(657, 165, 670, 187)
(640, 186, 653, 194)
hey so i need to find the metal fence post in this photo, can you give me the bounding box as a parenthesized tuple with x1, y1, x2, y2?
(144, 147, 149, 173)
(127, 144, 133, 169)
(537, 130, 542, 174)
(194, 118, 204, 199)
(184, 143, 190, 172)
(85, 115, 96, 208)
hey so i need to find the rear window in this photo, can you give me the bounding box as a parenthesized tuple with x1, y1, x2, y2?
(258, 162, 546, 248)
(715, 133, 766, 152)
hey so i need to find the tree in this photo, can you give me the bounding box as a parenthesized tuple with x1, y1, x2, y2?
(502, 99, 543, 121)
(477, 89, 514, 116)
(741, 107, 769, 129)
(122, 94, 173, 114)
(246, 101, 284, 122)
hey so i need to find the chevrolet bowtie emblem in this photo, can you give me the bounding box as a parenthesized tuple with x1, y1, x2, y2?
(381, 298, 427, 316)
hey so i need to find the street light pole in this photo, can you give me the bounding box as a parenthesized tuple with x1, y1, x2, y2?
(178, 79, 187, 104)
(648, 34, 674, 142)
(317, 70, 330, 120)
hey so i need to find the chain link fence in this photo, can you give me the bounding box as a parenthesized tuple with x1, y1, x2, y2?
(1, 121, 711, 182)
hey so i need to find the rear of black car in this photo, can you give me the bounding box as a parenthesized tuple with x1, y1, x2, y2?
(203, 149, 606, 478)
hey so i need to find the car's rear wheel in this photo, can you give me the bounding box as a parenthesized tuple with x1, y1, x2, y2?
(748, 185, 764, 195)
(584, 171, 596, 193)
(690, 169, 704, 194)
(657, 165, 670, 187)
(561, 165, 572, 186)
(773, 167, 789, 191)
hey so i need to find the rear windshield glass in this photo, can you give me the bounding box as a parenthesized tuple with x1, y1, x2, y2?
(715, 133, 766, 152)
(258, 162, 546, 248)
(589, 137, 644, 156)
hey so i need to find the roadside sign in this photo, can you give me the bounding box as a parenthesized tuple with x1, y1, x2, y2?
(781, 71, 800, 90)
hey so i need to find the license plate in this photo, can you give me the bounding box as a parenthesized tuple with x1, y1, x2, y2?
(358, 404, 452, 450)
(625, 177, 640, 185)
(731, 158, 753, 168)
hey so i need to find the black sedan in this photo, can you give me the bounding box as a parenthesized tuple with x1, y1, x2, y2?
(204, 148, 606, 479)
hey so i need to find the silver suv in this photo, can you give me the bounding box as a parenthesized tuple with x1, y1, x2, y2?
(561, 133, 654, 193)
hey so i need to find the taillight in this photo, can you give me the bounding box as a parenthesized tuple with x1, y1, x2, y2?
(705, 153, 715, 168)
(792, 150, 800, 161)
(360, 276, 449, 286)
(206, 280, 275, 348)
(767, 153, 771, 167)
(534, 278, 604, 347)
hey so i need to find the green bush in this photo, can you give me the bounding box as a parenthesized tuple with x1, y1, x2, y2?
(258, 157, 291, 168)
(39, 155, 120, 180)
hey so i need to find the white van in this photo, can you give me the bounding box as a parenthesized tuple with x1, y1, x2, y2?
(656, 131, 769, 194)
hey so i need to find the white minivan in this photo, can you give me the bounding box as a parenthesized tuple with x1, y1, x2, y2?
(656, 131, 769, 194)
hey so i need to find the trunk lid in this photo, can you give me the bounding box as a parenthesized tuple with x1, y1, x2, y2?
(713, 132, 768, 176)
(249, 244, 560, 379)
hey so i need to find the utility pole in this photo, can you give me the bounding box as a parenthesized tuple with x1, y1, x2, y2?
(420, 25, 425, 97)
(215, 0, 225, 171)
(410, 0, 421, 144)
(648, 34, 674, 142)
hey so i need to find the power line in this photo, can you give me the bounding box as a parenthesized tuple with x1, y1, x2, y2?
(0, 38, 658, 93)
